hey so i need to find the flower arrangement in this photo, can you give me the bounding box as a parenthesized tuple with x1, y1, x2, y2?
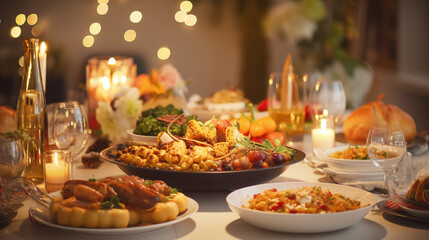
(264, 0, 373, 108)
(95, 64, 188, 141)
(95, 87, 143, 142)
(134, 64, 187, 99)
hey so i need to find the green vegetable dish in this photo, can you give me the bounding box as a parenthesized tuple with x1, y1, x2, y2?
(133, 104, 196, 136)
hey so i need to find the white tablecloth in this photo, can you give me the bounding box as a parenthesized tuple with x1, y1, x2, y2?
(2, 134, 429, 240)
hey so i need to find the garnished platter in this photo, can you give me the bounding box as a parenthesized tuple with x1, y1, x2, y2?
(29, 191, 198, 235)
(100, 145, 305, 191)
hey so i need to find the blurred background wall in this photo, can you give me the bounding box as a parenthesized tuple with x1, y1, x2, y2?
(0, 0, 428, 131)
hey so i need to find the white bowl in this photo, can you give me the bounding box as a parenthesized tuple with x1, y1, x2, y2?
(127, 129, 158, 144)
(324, 146, 382, 173)
(226, 182, 376, 233)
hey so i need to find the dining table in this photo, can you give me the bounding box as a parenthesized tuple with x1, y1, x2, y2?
(1, 134, 429, 240)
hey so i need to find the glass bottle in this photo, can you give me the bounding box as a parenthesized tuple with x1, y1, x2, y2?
(16, 38, 48, 184)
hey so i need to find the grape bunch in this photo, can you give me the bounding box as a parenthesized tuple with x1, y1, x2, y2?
(220, 149, 290, 171)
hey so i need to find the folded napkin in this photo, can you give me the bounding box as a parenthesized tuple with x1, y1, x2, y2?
(329, 175, 384, 191)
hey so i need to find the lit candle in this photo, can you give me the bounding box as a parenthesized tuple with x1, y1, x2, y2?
(312, 116, 335, 149)
(39, 41, 47, 92)
(45, 152, 68, 184)
(44, 150, 71, 193)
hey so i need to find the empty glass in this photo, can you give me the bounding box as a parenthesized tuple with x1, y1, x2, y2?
(0, 135, 25, 180)
(366, 126, 407, 196)
(308, 78, 346, 125)
(52, 102, 89, 158)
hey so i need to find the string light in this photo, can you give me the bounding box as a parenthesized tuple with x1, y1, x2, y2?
(90, 22, 102, 35)
(15, 14, 26, 26)
(157, 47, 171, 60)
(175, 11, 187, 23)
(18, 56, 24, 67)
(180, 1, 193, 12)
(83, 35, 94, 47)
(10, 26, 21, 38)
(184, 14, 197, 26)
(97, 4, 109, 15)
(26, 14, 38, 25)
(130, 11, 142, 23)
(124, 29, 136, 42)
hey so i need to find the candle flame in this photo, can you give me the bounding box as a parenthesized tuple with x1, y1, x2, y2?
(108, 57, 116, 65)
(321, 118, 327, 129)
(322, 109, 328, 116)
(101, 76, 110, 89)
(53, 152, 58, 165)
(40, 41, 47, 54)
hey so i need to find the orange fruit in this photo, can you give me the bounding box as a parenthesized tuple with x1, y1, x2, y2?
(238, 116, 251, 135)
(249, 122, 265, 137)
(259, 116, 277, 133)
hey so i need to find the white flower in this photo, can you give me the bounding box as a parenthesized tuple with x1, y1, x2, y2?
(114, 87, 143, 124)
(95, 102, 122, 142)
(96, 87, 144, 142)
(264, 1, 317, 44)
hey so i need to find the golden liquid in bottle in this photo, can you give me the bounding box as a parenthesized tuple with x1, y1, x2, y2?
(17, 90, 48, 184)
(269, 107, 305, 136)
(17, 39, 48, 185)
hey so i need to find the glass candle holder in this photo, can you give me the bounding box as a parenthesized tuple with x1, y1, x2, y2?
(44, 150, 71, 193)
(311, 115, 335, 150)
(86, 56, 136, 130)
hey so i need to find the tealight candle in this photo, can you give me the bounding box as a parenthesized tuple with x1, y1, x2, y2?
(312, 115, 335, 150)
(44, 150, 71, 193)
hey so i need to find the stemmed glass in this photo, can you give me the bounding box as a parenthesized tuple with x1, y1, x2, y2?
(366, 126, 407, 196)
(308, 78, 346, 125)
(52, 101, 89, 159)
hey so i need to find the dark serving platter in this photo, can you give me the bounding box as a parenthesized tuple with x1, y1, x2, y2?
(100, 145, 305, 191)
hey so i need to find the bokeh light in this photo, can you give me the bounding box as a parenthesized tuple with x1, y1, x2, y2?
(10, 26, 21, 38)
(98, 0, 109, 4)
(15, 14, 26, 26)
(27, 14, 38, 25)
(124, 29, 136, 42)
(175, 11, 187, 23)
(157, 47, 171, 60)
(31, 25, 43, 36)
(18, 56, 24, 67)
(97, 4, 109, 15)
(184, 14, 197, 26)
(130, 11, 142, 23)
(83, 35, 94, 48)
(89, 22, 101, 35)
(180, 1, 193, 12)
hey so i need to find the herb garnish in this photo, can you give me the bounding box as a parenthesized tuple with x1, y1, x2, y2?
(88, 178, 97, 182)
(101, 196, 123, 209)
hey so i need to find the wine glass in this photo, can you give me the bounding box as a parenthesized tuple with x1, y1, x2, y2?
(52, 102, 89, 158)
(366, 126, 407, 197)
(308, 78, 346, 125)
(0, 135, 25, 180)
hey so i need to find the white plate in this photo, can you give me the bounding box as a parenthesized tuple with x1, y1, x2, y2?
(226, 182, 376, 233)
(127, 129, 158, 143)
(29, 196, 199, 235)
(399, 204, 429, 219)
(318, 166, 384, 181)
(324, 146, 381, 173)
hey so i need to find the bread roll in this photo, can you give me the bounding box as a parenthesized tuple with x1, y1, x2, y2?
(343, 94, 417, 144)
(0, 106, 17, 133)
